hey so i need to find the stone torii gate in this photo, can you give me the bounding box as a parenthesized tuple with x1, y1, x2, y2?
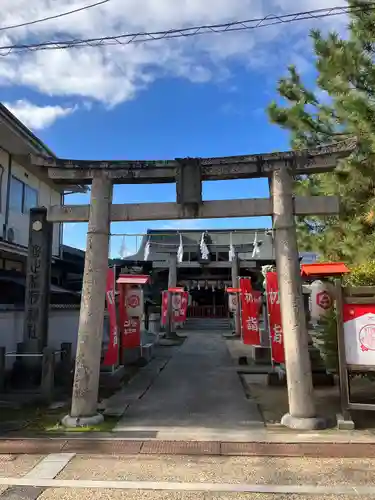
(21, 140, 354, 429)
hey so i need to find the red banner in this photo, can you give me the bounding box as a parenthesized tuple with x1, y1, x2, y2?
(161, 291, 189, 325)
(266, 272, 285, 364)
(119, 284, 141, 349)
(161, 291, 168, 326)
(239, 278, 261, 345)
(123, 317, 141, 348)
(103, 267, 119, 366)
(173, 291, 189, 323)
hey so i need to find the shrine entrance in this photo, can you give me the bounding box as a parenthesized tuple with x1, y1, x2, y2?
(21, 139, 353, 429)
(188, 287, 228, 318)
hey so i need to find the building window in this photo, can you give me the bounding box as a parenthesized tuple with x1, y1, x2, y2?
(9, 176, 23, 212)
(24, 184, 38, 213)
(9, 176, 38, 214)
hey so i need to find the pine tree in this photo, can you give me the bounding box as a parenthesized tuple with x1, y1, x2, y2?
(268, 1, 375, 264)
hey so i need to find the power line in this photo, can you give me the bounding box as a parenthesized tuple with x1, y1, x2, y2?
(0, 0, 110, 33)
(0, 2, 373, 56)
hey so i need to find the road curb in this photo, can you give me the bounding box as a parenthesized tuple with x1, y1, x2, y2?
(2, 439, 375, 457)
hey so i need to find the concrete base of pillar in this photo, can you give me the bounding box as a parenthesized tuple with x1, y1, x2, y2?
(251, 346, 271, 365)
(281, 412, 327, 430)
(336, 413, 355, 430)
(17, 340, 41, 367)
(61, 413, 104, 428)
(141, 343, 154, 363)
(11, 340, 43, 389)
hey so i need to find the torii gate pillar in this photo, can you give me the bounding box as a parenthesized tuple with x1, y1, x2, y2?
(272, 164, 325, 430)
(165, 253, 178, 339)
(62, 171, 113, 427)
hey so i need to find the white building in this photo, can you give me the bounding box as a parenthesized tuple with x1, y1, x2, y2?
(0, 103, 64, 273)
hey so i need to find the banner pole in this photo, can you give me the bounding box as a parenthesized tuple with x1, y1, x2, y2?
(265, 286, 275, 372)
(238, 277, 243, 343)
(113, 264, 117, 370)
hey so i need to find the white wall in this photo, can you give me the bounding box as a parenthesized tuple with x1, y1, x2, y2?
(0, 150, 62, 256)
(0, 309, 110, 370)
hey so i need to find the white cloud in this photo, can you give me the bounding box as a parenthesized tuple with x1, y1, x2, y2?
(3, 99, 76, 130)
(0, 0, 350, 107)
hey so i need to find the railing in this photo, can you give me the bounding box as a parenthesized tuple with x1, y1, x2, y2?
(0, 343, 73, 399)
(187, 305, 229, 318)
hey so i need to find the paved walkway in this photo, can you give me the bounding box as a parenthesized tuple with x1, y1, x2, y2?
(2, 452, 375, 498)
(114, 332, 263, 440)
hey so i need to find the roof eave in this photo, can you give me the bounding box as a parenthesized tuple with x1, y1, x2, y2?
(0, 103, 56, 158)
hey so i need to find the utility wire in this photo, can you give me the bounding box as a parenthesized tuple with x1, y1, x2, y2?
(0, 0, 110, 33)
(0, 3, 373, 56)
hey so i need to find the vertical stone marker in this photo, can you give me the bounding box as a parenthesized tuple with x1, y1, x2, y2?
(272, 164, 325, 430)
(23, 207, 53, 352)
(62, 172, 113, 427)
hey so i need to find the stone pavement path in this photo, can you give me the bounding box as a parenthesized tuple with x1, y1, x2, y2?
(114, 331, 264, 440)
(1, 453, 375, 499)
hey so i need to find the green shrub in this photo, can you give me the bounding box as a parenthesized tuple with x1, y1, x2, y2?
(344, 260, 375, 287)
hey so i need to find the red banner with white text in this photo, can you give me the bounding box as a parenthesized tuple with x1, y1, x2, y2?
(172, 291, 189, 323)
(161, 291, 168, 326)
(266, 272, 285, 364)
(161, 290, 189, 325)
(103, 267, 119, 366)
(119, 284, 141, 349)
(239, 278, 261, 345)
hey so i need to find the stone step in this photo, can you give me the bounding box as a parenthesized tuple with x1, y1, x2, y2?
(186, 319, 231, 323)
(186, 320, 231, 324)
(184, 318, 232, 331)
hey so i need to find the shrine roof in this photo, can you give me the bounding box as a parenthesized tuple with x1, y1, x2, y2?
(125, 228, 275, 262)
(301, 262, 350, 277)
(117, 274, 150, 285)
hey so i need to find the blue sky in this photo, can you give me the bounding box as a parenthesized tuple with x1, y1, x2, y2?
(0, 0, 347, 257)
(51, 71, 287, 256)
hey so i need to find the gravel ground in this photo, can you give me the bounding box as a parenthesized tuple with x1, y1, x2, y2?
(0, 454, 43, 478)
(57, 454, 375, 486)
(39, 490, 372, 499)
